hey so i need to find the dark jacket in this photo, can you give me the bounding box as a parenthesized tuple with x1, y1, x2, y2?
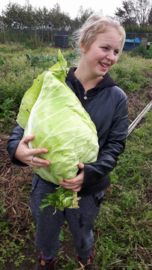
(6, 68, 128, 196)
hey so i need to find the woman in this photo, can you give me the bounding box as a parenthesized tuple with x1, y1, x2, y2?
(6, 13, 128, 270)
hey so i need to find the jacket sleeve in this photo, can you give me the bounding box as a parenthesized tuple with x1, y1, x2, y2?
(6, 123, 27, 167)
(82, 95, 128, 188)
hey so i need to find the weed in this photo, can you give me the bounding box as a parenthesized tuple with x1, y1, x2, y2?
(0, 59, 5, 65)
(0, 98, 16, 118)
(25, 53, 58, 67)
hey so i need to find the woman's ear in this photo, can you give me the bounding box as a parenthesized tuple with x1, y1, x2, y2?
(80, 43, 87, 53)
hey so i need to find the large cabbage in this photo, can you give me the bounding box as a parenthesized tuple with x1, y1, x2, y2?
(17, 50, 99, 211)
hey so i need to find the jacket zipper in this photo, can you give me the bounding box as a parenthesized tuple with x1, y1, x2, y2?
(84, 91, 87, 100)
(83, 91, 87, 108)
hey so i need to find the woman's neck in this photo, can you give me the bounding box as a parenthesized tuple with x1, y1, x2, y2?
(74, 61, 103, 91)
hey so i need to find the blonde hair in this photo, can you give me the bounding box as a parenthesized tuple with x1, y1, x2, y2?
(74, 13, 126, 53)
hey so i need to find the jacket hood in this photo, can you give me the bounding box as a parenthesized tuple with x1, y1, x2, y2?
(66, 67, 117, 98)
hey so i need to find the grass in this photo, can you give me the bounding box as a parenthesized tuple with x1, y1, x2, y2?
(93, 112, 152, 269)
(0, 43, 152, 269)
(109, 52, 152, 92)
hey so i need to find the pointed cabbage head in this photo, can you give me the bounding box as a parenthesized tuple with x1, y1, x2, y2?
(17, 50, 99, 185)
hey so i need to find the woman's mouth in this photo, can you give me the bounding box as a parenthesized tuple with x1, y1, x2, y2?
(99, 62, 109, 71)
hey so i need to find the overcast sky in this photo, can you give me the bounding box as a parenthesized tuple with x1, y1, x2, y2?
(0, 0, 123, 18)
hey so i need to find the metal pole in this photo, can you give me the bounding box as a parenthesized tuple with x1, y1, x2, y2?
(2, 22, 6, 43)
(127, 101, 152, 137)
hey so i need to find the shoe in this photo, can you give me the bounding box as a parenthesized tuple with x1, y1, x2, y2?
(34, 253, 55, 270)
(77, 254, 95, 270)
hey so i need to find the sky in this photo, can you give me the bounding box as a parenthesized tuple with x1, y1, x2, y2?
(0, 0, 123, 18)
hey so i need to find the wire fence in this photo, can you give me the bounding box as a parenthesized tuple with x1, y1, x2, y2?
(0, 27, 72, 44)
(1, 27, 152, 47)
(126, 32, 152, 45)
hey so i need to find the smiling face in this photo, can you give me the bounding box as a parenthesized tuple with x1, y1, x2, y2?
(81, 28, 122, 79)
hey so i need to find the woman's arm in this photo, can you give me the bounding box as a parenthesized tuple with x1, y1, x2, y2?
(82, 96, 128, 188)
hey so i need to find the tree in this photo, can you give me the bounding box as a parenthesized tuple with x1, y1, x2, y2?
(35, 7, 50, 29)
(48, 4, 71, 29)
(115, 1, 137, 26)
(1, 2, 37, 29)
(115, 0, 152, 27)
(23, 5, 37, 29)
(77, 6, 93, 24)
(2, 3, 25, 29)
(148, 7, 152, 25)
(1, 2, 93, 32)
(70, 6, 94, 31)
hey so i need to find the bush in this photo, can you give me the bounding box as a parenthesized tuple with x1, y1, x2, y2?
(24, 35, 45, 50)
(130, 44, 152, 59)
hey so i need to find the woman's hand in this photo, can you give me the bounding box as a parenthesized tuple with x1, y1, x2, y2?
(59, 163, 84, 192)
(14, 135, 50, 168)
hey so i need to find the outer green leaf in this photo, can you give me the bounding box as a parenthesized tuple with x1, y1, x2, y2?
(17, 50, 68, 129)
(17, 70, 47, 129)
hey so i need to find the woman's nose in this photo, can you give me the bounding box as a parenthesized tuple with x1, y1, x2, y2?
(107, 50, 115, 61)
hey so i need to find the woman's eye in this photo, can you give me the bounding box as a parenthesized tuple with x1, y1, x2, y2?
(114, 50, 119, 55)
(102, 47, 108, 50)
